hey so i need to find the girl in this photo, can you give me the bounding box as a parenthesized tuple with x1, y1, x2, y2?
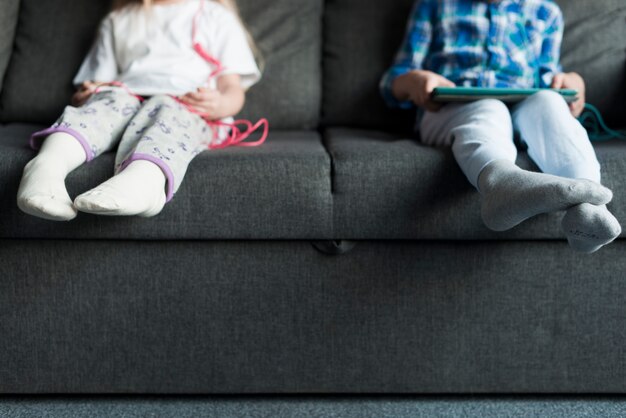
(17, 0, 262, 220)
(381, 0, 621, 253)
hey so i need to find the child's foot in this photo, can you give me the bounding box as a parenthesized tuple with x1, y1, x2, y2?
(17, 157, 77, 221)
(478, 160, 613, 231)
(74, 160, 166, 217)
(17, 132, 87, 221)
(562, 203, 621, 253)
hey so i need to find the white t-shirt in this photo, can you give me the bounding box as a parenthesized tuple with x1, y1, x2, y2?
(74, 0, 261, 96)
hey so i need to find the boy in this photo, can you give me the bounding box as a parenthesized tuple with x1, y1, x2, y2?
(381, 0, 621, 253)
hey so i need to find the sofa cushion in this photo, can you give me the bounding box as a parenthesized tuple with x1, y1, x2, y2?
(0, 0, 322, 130)
(0, 0, 19, 95)
(0, 124, 332, 239)
(326, 128, 626, 240)
(322, 0, 626, 130)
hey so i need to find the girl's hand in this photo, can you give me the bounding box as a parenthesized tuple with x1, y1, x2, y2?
(179, 87, 223, 119)
(392, 70, 456, 112)
(179, 75, 245, 120)
(71, 81, 106, 107)
(551, 72, 586, 118)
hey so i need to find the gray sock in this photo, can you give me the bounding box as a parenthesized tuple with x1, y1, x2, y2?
(478, 160, 613, 231)
(562, 203, 621, 253)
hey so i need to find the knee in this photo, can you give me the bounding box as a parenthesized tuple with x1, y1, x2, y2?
(473, 99, 511, 122)
(470, 99, 513, 132)
(526, 90, 568, 110)
(473, 99, 509, 114)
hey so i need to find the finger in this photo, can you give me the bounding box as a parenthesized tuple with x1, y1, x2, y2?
(569, 100, 581, 117)
(72, 93, 88, 107)
(75, 91, 90, 101)
(196, 87, 215, 94)
(179, 94, 202, 105)
(551, 73, 565, 89)
(574, 102, 585, 118)
(441, 77, 456, 87)
(424, 78, 438, 94)
(187, 91, 214, 102)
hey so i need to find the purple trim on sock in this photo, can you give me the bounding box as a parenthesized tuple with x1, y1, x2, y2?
(119, 153, 175, 203)
(30, 126, 95, 162)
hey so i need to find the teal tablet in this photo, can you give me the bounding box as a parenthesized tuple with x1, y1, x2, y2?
(431, 87, 579, 103)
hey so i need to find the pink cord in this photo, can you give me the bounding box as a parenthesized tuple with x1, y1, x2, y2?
(172, 96, 269, 148)
(183, 0, 268, 148)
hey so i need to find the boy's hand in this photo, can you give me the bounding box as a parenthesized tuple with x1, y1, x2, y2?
(551, 72, 585, 117)
(179, 87, 223, 120)
(393, 70, 455, 112)
(72, 81, 106, 107)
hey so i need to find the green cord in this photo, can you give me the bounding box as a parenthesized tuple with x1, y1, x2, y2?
(514, 20, 625, 142)
(579, 103, 626, 142)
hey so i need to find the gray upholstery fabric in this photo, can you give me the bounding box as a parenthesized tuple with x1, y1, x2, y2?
(4, 122, 624, 241)
(237, 0, 322, 129)
(0, 0, 111, 123)
(2, 239, 626, 393)
(2, 397, 626, 418)
(0, 0, 19, 94)
(0, 124, 332, 239)
(322, 0, 626, 130)
(322, 0, 416, 131)
(559, 0, 626, 127)
(326, 128, 626, 240)
(0, 0, 322, 130)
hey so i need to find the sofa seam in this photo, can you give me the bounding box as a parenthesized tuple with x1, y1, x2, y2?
(319, 128, 336, 238)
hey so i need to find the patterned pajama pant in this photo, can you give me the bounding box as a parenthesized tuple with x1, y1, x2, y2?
(30, 88, 219, 202)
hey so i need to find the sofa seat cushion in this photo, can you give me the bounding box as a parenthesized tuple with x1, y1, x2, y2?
(326, 128, 626, 240)
(0, 124, 332, 239)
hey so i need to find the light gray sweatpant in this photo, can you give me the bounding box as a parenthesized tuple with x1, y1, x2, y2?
(30, 88, 220, 202)
(419, 90, 601, 189)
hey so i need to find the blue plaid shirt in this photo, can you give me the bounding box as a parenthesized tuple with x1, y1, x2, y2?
(381, 0, 564, 108)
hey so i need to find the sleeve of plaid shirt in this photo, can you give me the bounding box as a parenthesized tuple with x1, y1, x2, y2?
(380, 0, 435, 109)
(537, 5, 564, 88)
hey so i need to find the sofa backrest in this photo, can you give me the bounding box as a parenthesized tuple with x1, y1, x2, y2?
(1, 0, 624, 131)
(322, 0, 626, 131)
(559, 0, 626, 127)
(322, 0, 416, 132)
(0, 0, 19, 95)
(0, 0, 322, 130)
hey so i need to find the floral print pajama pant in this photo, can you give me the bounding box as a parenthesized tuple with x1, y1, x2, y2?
(30, 87, 219, 202)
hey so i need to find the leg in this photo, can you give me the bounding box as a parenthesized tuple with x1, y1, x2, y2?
(421, 99, 518, 190)
(421, 99, 613, 231)
(512, 90, 621, 252)
(74, 95, 211, 217)
(17, 88, 141, 220)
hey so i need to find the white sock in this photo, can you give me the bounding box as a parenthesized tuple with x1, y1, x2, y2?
(74, 160, 167, 217)
(17, 133, 86, 221)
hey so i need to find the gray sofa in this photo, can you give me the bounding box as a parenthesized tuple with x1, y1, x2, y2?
(1, 0, 625, 399)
